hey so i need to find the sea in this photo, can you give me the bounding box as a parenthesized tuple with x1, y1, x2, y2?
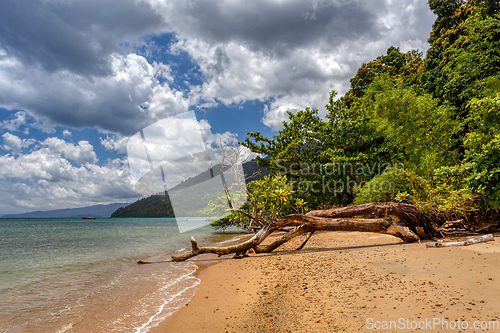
(0, 218, 247, 333)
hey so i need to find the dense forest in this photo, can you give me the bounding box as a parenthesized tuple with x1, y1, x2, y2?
(111, 194, 175, 218)
(231, 0, 500, 231)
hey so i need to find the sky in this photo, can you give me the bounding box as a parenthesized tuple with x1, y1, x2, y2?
(0, 0, 436, 215)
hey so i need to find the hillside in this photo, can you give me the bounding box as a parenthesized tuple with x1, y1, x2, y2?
(111, 159, 268, 218)
(1, 203, 129, 219)
(111, 195, 174, 218)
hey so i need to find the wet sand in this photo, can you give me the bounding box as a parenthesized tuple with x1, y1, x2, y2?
(151, 231, 500, 332)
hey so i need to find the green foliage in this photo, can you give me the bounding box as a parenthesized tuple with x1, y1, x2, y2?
(234, 0, 500, 227)
(424, 0, 500, 110)
(208, 174, 306, 229)
(242, 92, 391, 208)
(361, 75, 461, 176)
(111, 194, 174, 218)
(463, 94, 500, 209)
(351, 1, 500, 220)
(354, 166, 476, 222)
(209, 209, 251, 230)
(441, 12, 500, 107)
(247, 174, 298, 221)
(344, 47, 424, 106)
(424, 165, 477, 221)
(353, 167, 417, 205)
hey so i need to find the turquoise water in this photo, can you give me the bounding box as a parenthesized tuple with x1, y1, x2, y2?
(0, 218, 244, 332)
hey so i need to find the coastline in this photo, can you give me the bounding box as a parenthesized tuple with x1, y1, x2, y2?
(152, 231, 500, 332)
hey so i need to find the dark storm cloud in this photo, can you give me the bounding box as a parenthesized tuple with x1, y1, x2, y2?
(155, 0, 436, 129)
(176, 0, 388, 55)
(0, 0, 164, 76)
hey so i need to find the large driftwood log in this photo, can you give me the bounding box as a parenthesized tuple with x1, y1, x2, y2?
(167, 202, 440, 262)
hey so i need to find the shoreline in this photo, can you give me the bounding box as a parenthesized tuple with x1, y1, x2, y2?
(151, 231, 500, 332)
(133, 231, 254, 332)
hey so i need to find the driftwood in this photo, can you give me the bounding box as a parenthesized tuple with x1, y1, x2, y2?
(426, 234, 495, 248)
(167, 202, 442, 262)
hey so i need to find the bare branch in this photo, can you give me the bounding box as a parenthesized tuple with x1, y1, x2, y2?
(167, 203, 435, 262)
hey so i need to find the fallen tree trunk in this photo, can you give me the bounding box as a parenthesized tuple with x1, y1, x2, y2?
(169, 202, 441, 262)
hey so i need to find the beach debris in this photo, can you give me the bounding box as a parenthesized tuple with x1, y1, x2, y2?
(425, 234, 495, 248)
(439, 219, 466, 231)
(169, 202, 442, 262)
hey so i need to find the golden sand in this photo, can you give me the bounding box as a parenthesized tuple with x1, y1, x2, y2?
(152, 231, 500, 332)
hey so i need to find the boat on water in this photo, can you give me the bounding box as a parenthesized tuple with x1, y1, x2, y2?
(81, 217, 96, 219)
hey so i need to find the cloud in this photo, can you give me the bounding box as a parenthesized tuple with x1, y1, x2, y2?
(0, 0, 165, 76)
(0, 111, 28, 132)
(42, 137, 98, 165)
(0, 52, 189, 135)
(0, 147, 139, 214)
(153, 0, 386, 54)
(0, 110, 56, 134)
(0, 0, 436, 133)
(0, 0, 189, 136)
(126, 112, 239, 189)
(149, 0, 436, 129)
(100, 134, 129, 153)
(0, 0, 438, 213)
(2, 132, 35, 153)
(0, 133, 148, 214)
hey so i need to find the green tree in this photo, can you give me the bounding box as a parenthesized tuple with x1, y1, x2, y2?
(437, 11, 500, 110)
(464, 93, 500, 210)
(360, 75, 461, 177)
(207, 174, 307, 230)
(242, 91, 389, 207)
(423, 0, 500, 109)
(344, 47, 424, 107)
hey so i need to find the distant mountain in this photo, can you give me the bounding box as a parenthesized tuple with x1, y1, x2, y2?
(1, 203, 129, 219)
(111, 159, 269, 218)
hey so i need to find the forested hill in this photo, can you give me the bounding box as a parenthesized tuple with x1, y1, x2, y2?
(111, 159, 268, 218)
(111, 195, 174, 218)
(239, 0, 500, 230)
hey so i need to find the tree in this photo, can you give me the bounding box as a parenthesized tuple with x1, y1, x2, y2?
(163, 0, 500, 262)
(344, 47, 424, 107)
(359, 75, 460, 177)
(423, 0, 500, 109)
(242, 92, 391, 208)
(463, 94, 500, 210)
(169, 202, 441, 262)
(440, 11, 500, 107)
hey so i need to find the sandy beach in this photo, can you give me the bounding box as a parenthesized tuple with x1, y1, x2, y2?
(152, 231, 500, 332)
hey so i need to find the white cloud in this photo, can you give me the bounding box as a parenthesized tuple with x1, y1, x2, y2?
(100, 133, 129, 153)
(155, 0, 435, 130)
(41, 137, 98, 165)
(0, 52, 189, 135)
(0, 0, 436, 135)
(0, 149, 139, 214)
(0, 0, 165, 76)
(1, 132, 35, 153)
(0, 111, 28, 131)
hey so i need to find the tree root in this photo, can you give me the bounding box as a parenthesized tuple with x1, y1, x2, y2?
(167, 202, 437, 262)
